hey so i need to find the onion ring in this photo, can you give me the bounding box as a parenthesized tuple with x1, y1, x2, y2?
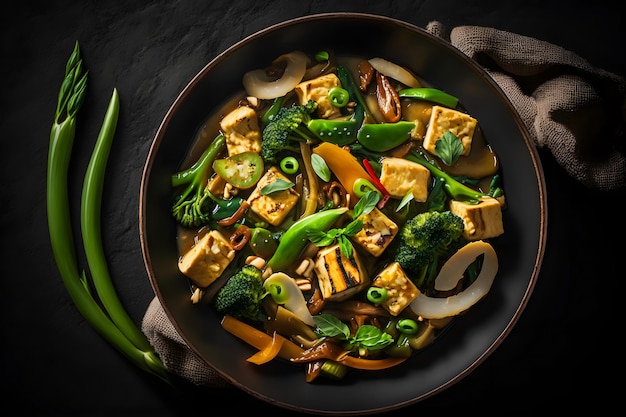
(243, 51, 309, 99)
(368, 57, 421, 88)
(410, 240, 498, 319)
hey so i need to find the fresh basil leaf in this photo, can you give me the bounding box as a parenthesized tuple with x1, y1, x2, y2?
(343, 219, 363, 236)
(260, 178, 295, 195)
(313, 314, 349, 339)
(435, 131, 463, 166)
(353, 190, 379, 218)
(354, 325, 394, 350)
(338, 235, 354, 259)
(307, 229, 335, 247)
(311, 153, 331, 182)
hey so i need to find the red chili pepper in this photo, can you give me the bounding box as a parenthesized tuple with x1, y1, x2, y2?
(362, 159, 390, 209)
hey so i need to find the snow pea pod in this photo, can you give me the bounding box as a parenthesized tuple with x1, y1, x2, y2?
(356, 121, 416, 152)
(397, 87, 459, 108)
(266, 207, 348, 272)
(308, 118, 358, 146)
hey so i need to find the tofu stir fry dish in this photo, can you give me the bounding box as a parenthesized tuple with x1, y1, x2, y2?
(171, 50, 506, 382)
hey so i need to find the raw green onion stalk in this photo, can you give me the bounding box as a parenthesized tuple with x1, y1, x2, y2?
(46, 41, 170, 384)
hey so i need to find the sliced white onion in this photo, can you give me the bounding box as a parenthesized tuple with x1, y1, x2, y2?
(263, 272, 315, 326)
(242, 51, 309, 99)
(410, 240, 498, 319)
(368, 57, 421, 88)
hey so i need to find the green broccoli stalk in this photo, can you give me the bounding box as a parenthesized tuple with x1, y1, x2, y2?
(214, 264, 268, 321)
(260, 100, 319, 166)
(394, 210, 464, 290)
(171, 134, 226, 228)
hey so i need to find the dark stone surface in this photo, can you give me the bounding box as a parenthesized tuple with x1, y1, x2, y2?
(2, 1, 623, 415)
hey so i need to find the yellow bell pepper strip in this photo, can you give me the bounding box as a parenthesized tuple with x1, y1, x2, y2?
(223, 315, 409, 372)
(246, 331, 286, 364)
(221, 314, 304, 360)
(265, 206, 348, 272)
(356, 121, 416, 152)
(312, 142, 371, 207)
(398, 87, 459, 109)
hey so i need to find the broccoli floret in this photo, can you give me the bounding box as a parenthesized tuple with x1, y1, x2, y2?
(171, 134, 226, 228)
(394, 210, 464, 288)
(214, 264, 267, 321)
(260, 100, 319, 166)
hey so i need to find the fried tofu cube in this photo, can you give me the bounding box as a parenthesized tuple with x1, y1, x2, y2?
(294, 73, 342, 119)
(379, 157, 430, 202)
(371, 262, 419, 316)
(219, 106, 262, 156)
(423, 106, 477, 157)
(449, 196, 504, 240)
(351, 207, 398, 257)
(178, 230, 236, 288)
(314, 244, 369, 301)
(246, 166, 300, 226)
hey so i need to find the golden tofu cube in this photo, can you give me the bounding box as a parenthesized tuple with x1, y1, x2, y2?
(449, 197, 504, 240)
(351, 207, 398, 257)
(372, 262, 419, 316)
(207, 174, 227, 196)
(295, 73, 342, 119)
(246, 166, 300, 226)
(379, 157, 430, 201)
(314, 244, 369, 301)
(219, 106, 262, 156)
(178, 230, 236, 288)
(423, 106, 477, 157)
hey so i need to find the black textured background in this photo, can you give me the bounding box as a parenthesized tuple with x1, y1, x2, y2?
(2, 1, 624, 416)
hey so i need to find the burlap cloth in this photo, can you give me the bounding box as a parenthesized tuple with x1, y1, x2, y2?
(141, 22, 626, 387)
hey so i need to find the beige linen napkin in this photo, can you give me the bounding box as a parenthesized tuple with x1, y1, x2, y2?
(141, 22, 626, 387)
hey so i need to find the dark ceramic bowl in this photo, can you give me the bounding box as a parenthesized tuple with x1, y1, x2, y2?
(140, 13, 547, 415)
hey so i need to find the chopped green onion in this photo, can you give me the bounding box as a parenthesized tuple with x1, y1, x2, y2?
(315, 50, 329, 62)
(280, 156, 299, 174)
(353, 178, 381, 198)
(367, 287, 388, 304)
(47, 42, 170, 385)
(396, 318, 419, 335)
(267, 283, 289, 304)
(328, 87, 349, 107)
